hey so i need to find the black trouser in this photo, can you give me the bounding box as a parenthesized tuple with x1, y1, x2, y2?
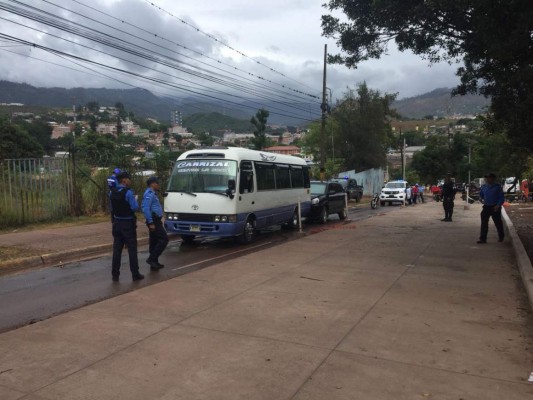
(443, 197, 454, 219)
(112, 219, 140, 278)
(147, 217, 169, 263)
(420, 193, 425, 203)
(412, 194, 418, 204)
(480, 205, 504, 241)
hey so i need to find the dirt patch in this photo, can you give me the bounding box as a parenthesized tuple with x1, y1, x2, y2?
(505, 203, 533, 264)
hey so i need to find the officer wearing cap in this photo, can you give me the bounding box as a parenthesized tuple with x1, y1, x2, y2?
(142, 176, 168, 270)
(478, 172, 505, 244)
(107, 168, 121, 190)
(441, 173, 456, 221)
(109, 171, 144, 282)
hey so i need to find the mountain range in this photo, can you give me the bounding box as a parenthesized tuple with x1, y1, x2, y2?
(0, 81, 490, 127)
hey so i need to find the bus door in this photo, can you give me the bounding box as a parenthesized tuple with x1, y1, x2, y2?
(238, 161, 255, 209)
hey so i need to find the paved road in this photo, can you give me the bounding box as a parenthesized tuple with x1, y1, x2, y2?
(0, 205, 397, 333)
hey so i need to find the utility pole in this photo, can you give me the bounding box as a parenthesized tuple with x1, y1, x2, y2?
(399, 127, 404, 181)
(320, 44, 327, 181)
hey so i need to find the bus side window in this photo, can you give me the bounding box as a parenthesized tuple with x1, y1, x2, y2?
(239, 161, 254, 194)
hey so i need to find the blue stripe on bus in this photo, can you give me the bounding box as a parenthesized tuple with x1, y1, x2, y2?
(165, 202, 311, 237)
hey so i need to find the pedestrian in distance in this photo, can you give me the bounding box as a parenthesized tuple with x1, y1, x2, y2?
(441, 174, 456, 221)
(477, 172, 505, 244)
(412, 184, 419, 204)
(418, 184, 425, 203)
(405, 185, 412, 205)
(107, 168, 121, 190)
(109, 171, 144, 282)
(142, 176, 169, 270)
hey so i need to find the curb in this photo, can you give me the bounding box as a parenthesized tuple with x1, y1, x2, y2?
(502, 207, 533, 310)
(0, 236, 181, 276)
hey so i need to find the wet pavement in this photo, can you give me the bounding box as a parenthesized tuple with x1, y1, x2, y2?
(0, 205, 395, 333)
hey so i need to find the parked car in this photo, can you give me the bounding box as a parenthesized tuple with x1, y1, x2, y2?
(309, 181, 348, 223)
(380, 180, 408, 206)
(331, 178, 364, 202)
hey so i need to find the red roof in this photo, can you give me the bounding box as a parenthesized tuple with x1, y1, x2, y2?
(265, 146, 300, 151)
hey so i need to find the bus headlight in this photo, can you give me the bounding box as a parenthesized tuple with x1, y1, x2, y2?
(214, 215, 236, 223)
(166, 213, 179, 220)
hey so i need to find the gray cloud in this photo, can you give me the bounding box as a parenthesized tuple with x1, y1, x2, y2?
(0, 0, 459, 105)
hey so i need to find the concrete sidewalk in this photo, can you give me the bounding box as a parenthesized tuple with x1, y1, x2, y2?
(0, 221, 161, 275)
(1, 203, 532, 399)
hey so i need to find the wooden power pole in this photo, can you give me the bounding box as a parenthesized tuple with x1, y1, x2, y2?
(320, 44, 327, 181)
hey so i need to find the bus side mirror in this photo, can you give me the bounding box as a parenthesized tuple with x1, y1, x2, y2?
(163, 192, 169, 197)
(227, 179, 236, 199)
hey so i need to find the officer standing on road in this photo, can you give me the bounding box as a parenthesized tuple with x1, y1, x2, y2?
(441, 174, 456, 222)
(110, 171, 144, 282)
(478, 172, 505, 244)
(107, 168, 121, 190)
(418, 184, 425, 203)
(142, 176, 168, 270)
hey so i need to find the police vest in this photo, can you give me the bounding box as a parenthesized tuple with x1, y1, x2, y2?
(110, 188, 134, 218)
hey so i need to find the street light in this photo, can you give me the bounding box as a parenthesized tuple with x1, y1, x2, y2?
(325, 87, 333, 162)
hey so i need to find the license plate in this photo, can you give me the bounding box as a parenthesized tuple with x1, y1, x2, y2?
(189, 225, 201, 232)
(388, 195, 395, 198)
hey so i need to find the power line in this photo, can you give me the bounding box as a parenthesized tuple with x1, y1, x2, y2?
(66, 0, 320, 101)
(0, 32, 320, 122)
(142, 0, 319, 92)
(1, 0, 320, 118)
(0, 9, 320, 119)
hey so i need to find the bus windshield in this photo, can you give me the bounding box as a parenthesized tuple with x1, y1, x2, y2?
(168, 160, 237, 194)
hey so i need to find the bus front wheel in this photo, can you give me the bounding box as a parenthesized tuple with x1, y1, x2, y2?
(181, 235, 196, 245)
(236, 218, 256, 244)
(285, 209, 299, 229)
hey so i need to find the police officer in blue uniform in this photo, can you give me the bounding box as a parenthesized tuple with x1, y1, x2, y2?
(142, 176, 168, 270)
(109, 171, 144, 282)
(478, 172, 505, 244)
(107, 168, 121, 190)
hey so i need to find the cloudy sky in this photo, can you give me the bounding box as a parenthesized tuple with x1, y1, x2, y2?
(0, 0, 460, 108)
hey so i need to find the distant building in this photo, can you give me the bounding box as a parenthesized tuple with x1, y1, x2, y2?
(264, 146, 301, 155)
(171, 110, 182, 127)
(51, 124, 72, 139)
(169, 126, 192, 137)
(96, 120, 140, 136)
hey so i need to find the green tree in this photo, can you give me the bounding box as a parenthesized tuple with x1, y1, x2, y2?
(115, 102, 128, 120)
(322, 0, 533, 150)
(0, 118, 44, 160)
(334, 83, 396, 171)
(86, 101, 99, 113)
(20, 120, 53, 154)
(116, 116, 123, 136)
(250, 108, 270, 150)
(75, 131, 116, 167)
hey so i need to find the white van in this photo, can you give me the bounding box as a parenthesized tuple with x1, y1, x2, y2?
(380, 180, 408, 206)
(164, 148, 311, 244)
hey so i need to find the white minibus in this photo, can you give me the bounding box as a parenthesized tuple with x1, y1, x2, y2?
(164, 147, 311, 243)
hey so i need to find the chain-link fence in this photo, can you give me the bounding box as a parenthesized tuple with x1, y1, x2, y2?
(0, 158, 74, 227)
(0, 156, 175, 228)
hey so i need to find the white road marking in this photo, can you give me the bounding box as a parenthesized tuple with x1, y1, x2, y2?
(171, 242, 273, 271)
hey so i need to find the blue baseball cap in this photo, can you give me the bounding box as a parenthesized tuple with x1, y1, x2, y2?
(113, 168, 121, 174)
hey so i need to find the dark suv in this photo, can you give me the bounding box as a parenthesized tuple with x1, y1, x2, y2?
(309, 181, 348, 224)
(330, 178, 363, 202)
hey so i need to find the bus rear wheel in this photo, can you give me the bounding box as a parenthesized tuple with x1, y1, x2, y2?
(236, 217, 256, 244)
